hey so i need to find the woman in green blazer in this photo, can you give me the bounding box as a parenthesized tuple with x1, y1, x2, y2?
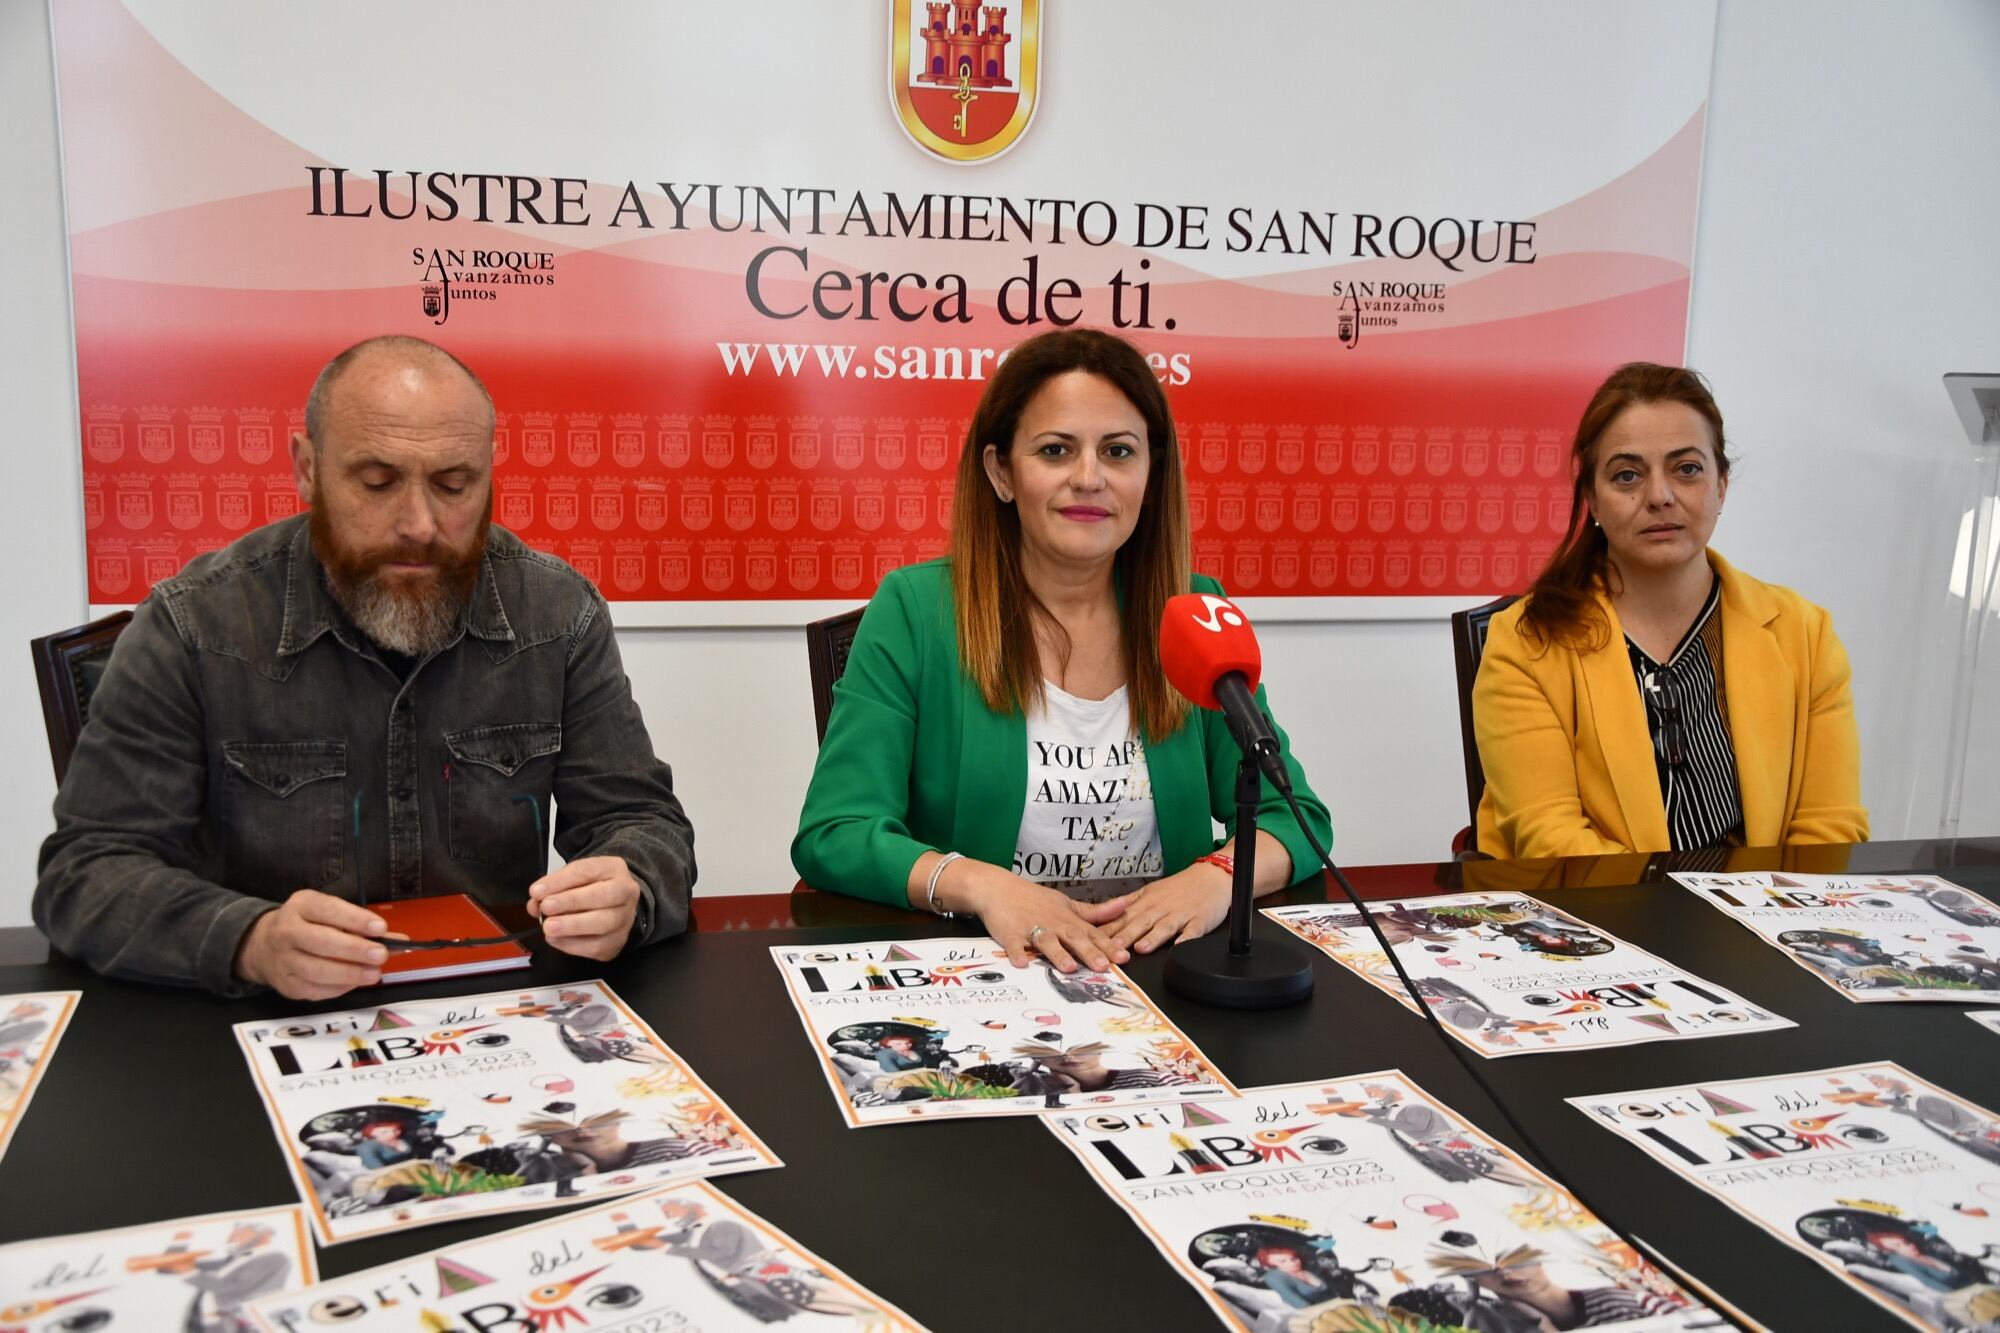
(792, 329, 1330, 973)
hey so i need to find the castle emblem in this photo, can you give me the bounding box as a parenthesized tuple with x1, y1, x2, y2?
(890, 2, 1041, 163)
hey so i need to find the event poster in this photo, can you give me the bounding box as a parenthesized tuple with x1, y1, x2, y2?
(247, 1182, 923, 1333)
(771, 938, 1233, 1127)
(1571, 1063, 2000, 1333)
(53, 3, 1715, 618)
(0, 1204, 315, 1333)
(1674, 872, 2000, 1003)
(233, 982, 779, 1244)
(1048, 1074, 1723, 1332)
(1263, 894, 1792, 1056)
(0, 990, 80, 1163)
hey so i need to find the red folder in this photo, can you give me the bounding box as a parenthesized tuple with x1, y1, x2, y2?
(371, 893, 533, 986)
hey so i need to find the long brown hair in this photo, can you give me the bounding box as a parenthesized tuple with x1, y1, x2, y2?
(949, 328, 1192, 739)
(1519, 362, 1732, 651)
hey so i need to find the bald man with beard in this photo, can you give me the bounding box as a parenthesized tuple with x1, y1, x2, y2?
(36, 336, 695, 998)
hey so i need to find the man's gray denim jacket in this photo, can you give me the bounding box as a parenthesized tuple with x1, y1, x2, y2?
(35, 516, 695, 995)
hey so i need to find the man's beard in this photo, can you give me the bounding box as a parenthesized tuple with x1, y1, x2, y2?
(311, 503, 489, 657)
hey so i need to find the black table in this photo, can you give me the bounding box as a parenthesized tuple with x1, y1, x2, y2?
(5, 836, 1999, 1331)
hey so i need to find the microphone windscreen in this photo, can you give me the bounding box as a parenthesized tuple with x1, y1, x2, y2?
(1159, 592, 1263, 711)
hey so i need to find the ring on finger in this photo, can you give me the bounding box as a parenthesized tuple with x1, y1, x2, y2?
(1026, 924, 1046, 947)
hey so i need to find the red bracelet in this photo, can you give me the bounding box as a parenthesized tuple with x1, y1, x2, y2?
(1194, 852, 1235, 877)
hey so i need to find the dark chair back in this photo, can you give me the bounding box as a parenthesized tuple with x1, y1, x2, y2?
(805, 606, 866, 745)
(31, 610, 134, 785)
(1449, 595, 1519, 842)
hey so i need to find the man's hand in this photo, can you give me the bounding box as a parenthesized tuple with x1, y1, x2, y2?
(235, 889, 389, 1000)
(528, 856, 643, 961)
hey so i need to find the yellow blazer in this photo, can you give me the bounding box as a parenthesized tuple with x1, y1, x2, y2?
(1473, 550, 1867, 859)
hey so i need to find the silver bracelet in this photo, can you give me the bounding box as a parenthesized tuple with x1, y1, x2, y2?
(924, 851, 966, 918)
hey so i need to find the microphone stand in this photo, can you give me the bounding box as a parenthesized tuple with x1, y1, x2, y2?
(1163, 747, 1315, 1008)
(1225, 754, 1259, 950)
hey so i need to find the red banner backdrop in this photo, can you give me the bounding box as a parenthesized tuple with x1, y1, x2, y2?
(58, 2, 1713, 615)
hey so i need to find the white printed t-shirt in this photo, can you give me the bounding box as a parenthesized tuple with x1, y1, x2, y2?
(1013, 681, 1164, 902)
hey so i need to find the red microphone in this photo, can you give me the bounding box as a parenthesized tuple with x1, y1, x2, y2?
(1158, 591, 1314, 1008)
(1160, 593, 1291, 793)
(1160, 592, 1261, 709)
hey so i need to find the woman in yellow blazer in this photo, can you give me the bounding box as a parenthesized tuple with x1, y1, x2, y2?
(1473, 363, 1867, 859)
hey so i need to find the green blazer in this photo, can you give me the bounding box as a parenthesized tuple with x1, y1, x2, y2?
(792, 559, 1332, 906)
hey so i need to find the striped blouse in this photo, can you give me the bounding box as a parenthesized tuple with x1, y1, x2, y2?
(1624, 575, 1745, 852)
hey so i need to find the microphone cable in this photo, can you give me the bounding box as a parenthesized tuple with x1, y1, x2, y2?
(1158, 589, 1744, 1321)
(1271, 786, 1747, 1330)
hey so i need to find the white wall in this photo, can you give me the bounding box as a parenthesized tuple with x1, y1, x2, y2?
(4, 1, 1998, 924)
(3, 0, 89, 924)
(1685, 0, 2000, 845)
